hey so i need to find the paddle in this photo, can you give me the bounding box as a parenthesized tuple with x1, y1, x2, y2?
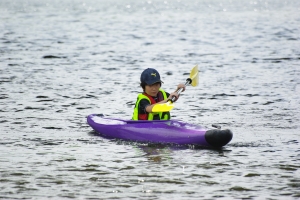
(152, 65, 199, 112)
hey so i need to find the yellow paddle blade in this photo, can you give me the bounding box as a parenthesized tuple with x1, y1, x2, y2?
(152, 101, 174, 112)
(190, 65, 199, 87)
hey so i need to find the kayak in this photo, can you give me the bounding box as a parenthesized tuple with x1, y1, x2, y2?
(87, 114, 233, 148)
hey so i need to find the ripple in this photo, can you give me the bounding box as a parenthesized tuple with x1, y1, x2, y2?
(230, 186, 254, 191)
(244, 173, 261, 177)
(42, 55, 67, 59)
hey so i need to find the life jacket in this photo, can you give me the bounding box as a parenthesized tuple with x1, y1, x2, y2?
(132, 89, 170, 120)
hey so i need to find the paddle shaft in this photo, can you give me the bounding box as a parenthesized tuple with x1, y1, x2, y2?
(151, 65, 198, 112)
(170, 78, 192, 102)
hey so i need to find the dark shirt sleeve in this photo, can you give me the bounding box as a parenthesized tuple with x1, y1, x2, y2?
(138, 99, 151, 114)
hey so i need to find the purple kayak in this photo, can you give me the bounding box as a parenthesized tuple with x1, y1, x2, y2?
(87, 114, 233, 148)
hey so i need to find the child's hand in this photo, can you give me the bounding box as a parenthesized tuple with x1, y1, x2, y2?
(177, 83, 186, 92)
(168, 92, 180, 102)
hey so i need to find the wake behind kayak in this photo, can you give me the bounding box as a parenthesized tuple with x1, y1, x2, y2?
(87, 114, 233, 148)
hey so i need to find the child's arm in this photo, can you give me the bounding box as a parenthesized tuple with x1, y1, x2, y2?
(145, 83, 186, 113)
(175, 83, 186, 93)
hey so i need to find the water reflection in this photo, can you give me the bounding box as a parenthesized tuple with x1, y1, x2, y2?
(136, 144, 174, 163)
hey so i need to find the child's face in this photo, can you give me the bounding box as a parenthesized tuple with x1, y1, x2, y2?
(145, 82, 161, 96)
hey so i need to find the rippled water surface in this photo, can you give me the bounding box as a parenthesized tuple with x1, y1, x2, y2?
(1, 0, 300, 199)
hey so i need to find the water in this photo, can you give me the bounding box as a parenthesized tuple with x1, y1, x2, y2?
(1, 0, 300, 199)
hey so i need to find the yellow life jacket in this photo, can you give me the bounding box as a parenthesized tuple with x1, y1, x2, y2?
(132, 89, 170, 120)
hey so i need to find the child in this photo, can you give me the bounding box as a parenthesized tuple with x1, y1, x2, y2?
(132, 68, 186, 120)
